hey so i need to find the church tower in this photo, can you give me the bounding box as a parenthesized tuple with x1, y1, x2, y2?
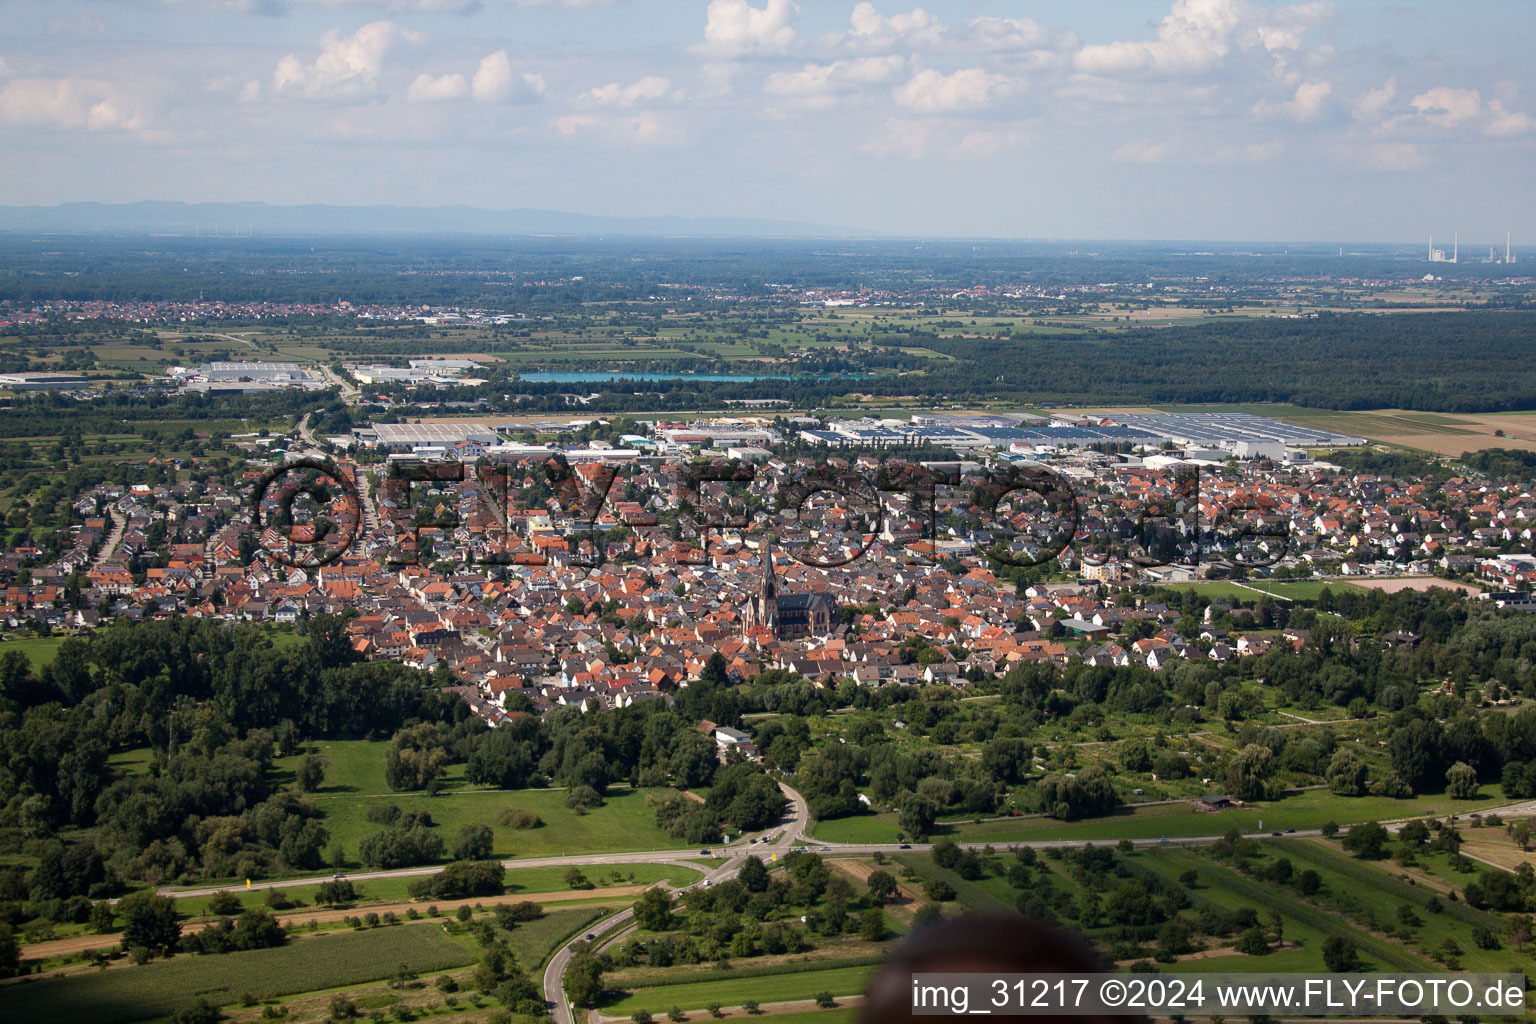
(748, 543, 778, 634)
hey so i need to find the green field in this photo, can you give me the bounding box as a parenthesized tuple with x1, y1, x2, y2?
(269, 741, 693, 866)
(0, 636, 66, 668)
(508, 906, 611, 972)
(601, 964, 878, 1017)
(0, 925, 474, 1024)
(810, 787, 1509, 845)
(1151, 579, 1363, 602)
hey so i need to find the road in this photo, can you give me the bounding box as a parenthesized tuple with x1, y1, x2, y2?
(142, 783, 1536, 1024)
(543, 782, 810, 1024)
(87, 508, 126, 572)
(313, 362, 360, 402)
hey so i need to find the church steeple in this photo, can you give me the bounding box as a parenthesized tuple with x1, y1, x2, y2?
(748, 542, 778, 636)
(760, 542, 776, 600)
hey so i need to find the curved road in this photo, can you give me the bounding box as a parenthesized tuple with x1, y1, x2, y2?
(543, 782, 810, 1024)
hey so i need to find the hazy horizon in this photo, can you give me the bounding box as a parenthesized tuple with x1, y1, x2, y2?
(3, 0, 1533, 241)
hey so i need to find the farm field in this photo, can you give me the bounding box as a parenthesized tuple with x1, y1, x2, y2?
(171, 862, 697, 918)
(599, 964, 878, 1019)
(0, 923, 475, 1024)
(810, 787, 1510, 846)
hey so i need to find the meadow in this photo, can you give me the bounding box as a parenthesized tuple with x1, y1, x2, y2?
(599, 964, 878, 1018)
(0, 924, 474, 1024)
(809, 787, 1510, 845)
(268, 739, 694, 866)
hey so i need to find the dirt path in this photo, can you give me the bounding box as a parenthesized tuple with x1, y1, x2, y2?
(827, 859, 925, 924)
(1115, 940, 1298, 967)
(21, 883, 654, 963)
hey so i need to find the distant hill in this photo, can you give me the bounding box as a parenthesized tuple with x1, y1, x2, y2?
(0, 201, 868, 238)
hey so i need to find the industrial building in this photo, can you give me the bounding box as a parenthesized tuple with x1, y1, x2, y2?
(198, 361, 314, 383)
(0, 371, 89, 390)
(357, 423, 501, 450)
(1104, 413, 1366, 450)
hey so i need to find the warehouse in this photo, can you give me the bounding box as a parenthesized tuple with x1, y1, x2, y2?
(359, 422, 501, 450)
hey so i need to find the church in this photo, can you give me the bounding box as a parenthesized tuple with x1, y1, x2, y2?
(742, 543, 835, 639)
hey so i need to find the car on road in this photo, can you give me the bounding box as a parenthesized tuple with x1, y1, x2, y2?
(585, 933, 595, 941)
(898, 843, 911, 849)
(818, 846, 830, 851)
(699, 849, 711, 856)
(1271, 831, 1283, 837)
(333, 872, 346, 879)
(1285, 828, 1296, 833)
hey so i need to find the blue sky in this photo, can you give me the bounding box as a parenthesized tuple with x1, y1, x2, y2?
(1, 1, 1531, 240)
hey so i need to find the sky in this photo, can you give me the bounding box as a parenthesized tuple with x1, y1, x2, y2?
(0, 0, 1532, 241)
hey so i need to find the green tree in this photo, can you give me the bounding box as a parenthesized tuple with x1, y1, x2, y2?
(1322, 935, 1357, 972)
(453, 824, 494, 861)
(1445, 761, 1480, 799)
(296, 754, 326, 794)
(1326, 748, 1368, 796)
(1236, 926, 1270, 955)
(0, 923, 18, 978)
(738, 855, 769, 892)
(866, 869, 899, 905)
(1224, 744, 1278, 803)
(859, 907, 887, 941)
(118, 892, 180, 957)
(564, 953, 604, 1007)
(171, 999, 221, 1024)
(1342, 821, 1388, 860)
(634, 886, 673, 931)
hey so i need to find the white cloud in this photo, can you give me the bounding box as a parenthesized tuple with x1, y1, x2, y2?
(1485, 99, 1533, 137)
(586, 76, 670, 107)
(1362, 141, 1425, 170)
(1074, 0, 1333, 76)
(0, 77, 147, 132)
(554, 110, 683, 145)
(698, 0, 799, 57)
(835, 3, 939, 51)
(408, 71, 468, 102)
(1410, 85, 1481, 126)
(865, 116, 940, 158)
(954, 125, 1031, 159)
(1253, 79, 1331, 120)
(1244, 139, 1283, 161)
(831, 4, 1053, 55)
(472, 51, 545, 103)
(960, 16, 1053, 53)
(1353, 77, 1395, 120)
(893, 67, 1009, 113)
(1113, 139, 1172, 163)
(272, 20, 422, 100)
(239, 80, 262, 103)
(0, 58, 10, 79)
(763, 56, 904, 110)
